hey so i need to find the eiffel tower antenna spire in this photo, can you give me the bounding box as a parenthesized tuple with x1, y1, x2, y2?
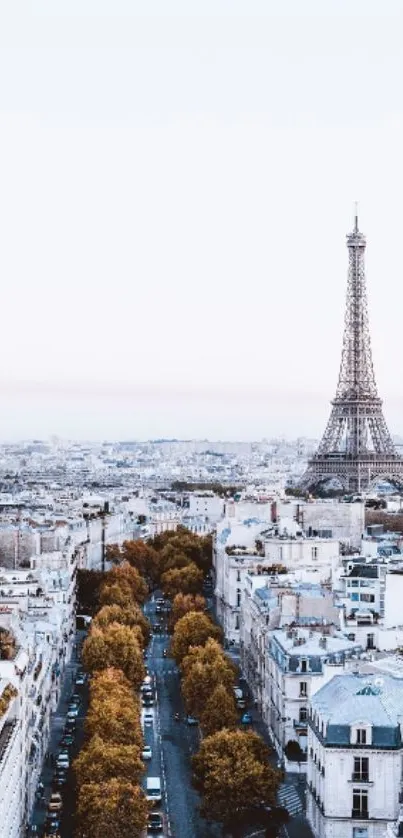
(301, 211, 403, 492)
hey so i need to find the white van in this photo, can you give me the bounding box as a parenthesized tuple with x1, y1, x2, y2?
(146, 776, 162, 804)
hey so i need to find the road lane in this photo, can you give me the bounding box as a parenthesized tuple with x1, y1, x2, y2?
(144, 598, 221, 838)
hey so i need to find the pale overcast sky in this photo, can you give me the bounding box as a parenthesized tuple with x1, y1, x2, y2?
(1, 0, 403, 441)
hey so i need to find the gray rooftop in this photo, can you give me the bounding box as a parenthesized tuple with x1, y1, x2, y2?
(312, 673, 403, 727)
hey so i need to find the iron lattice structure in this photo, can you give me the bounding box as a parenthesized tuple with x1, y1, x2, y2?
(302, 213, 403, 492)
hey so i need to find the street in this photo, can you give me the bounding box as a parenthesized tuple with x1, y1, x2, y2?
(30, 632, 88, 838)
(144, 594, 314, 838)
(144, 597, 221, 838)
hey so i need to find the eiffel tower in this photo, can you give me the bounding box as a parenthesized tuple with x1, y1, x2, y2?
(302, 212, 403, 493)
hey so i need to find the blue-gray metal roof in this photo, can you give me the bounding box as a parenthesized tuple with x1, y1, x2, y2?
(312, 673, 403, 734)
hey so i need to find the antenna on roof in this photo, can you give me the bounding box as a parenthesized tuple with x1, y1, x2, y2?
(354, 202, 359, 233)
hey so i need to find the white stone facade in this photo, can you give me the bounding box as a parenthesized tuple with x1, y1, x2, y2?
(307, 673, 403, 838)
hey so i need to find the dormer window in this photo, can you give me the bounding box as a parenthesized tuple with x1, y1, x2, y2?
(351, 724, 371, 746)
(356, 728, 367, 745)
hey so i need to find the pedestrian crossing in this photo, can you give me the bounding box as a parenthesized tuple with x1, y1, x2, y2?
(277, 783, 304, 817)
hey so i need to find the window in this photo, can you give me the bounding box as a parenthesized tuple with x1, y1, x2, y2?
(353, 757, 369, 782)
(366, 634, 375, 650)
(353, 829, 368, 838)
(352, 789, 368, 819)
(360, 593, 375, 603)
(299, 707, 308, 722)
(235, 615, 240, 631)
(356, 728, 367, 745)
(300, 681, 308, 697)
(236, 570, 241, 582)
(301, 659, 307, 673)
(236, 589, 241, 608)
(312, 546, 318, 559)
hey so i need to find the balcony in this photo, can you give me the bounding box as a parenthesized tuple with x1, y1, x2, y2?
(294, 719, 308, 729)
(352, 809, 369, 820)
(351, 773, 371, 783)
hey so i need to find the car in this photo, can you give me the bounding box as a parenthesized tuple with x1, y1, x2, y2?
(241, 712, 253, 725)
(156, 605, 162, 613)
(156, 598, 165, 605)
(147, 811, 163, 833)
(75, 673, 86, 686)
(43, 821, 61, 837)
(143, 712, 153, 727)
(142, 744, 152, 760)
(52, 771, 68, 788)
(236, 699, 246, 710)
(67, 706, 79, 718)
(48, 792, 63, 812)
(56, 756, 69, 770)
(186, 715, 199, 726)
(60, 734, 74, 748)
(70, 693, 81, 706)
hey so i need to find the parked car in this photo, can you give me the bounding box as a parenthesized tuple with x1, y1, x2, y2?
(67, 705, 79, 719)
(143, 712, 153, 727)
(60, 734, 74, 748)
(147, 811, 163, 833)
(48, 792, 63, 813)
(70, 693, 81, 706)
(75, 672, 86, 687)
(52, 771, 68, 788)
(56, 755, 69, 770)
(241, 712, 253, 725)
(142, 744, 152, 761)
(186, 715, 199, 726)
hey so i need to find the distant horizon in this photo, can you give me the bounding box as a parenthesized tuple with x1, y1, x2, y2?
(2, 3, 403, 439)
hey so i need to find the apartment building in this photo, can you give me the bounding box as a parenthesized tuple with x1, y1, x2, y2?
(308, 672, 403, 838)
(266, 628, 362, 765)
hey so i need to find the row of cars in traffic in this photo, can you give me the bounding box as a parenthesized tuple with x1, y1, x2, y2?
(141, 598, 166, 835)
(41, 669, 88, 838)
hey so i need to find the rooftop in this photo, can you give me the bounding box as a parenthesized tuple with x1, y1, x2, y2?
(312, 672, 403, 727)
(270, 627, 358, 657)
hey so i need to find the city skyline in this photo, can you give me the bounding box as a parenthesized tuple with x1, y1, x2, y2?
(2, 2, 403, 439)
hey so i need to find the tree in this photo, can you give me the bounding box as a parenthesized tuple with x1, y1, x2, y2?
(85, 691, 143, 747)
(107, 563, 148, 603)
(77, 569, 104, 614)
(181, 638, 234, 677)
(99, 581, 136, 609)
(284, 739, 304, 762)
(75, 778, 148, 838)
(182, 655, 236, 719)
(200, 684, 238, 736)
(160, 548, 191, 572)
(82, 623, 145, 687)
(161, 562, 204, 599)
(169, 593, 206, 630)
(74, 735, 144, 786)
(108, 541, 161, 585)
(192, 729, 280, 831)
(89, 667, 133, 704)
(93, 603, 151, 646)
(170, 612, 222, 665)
